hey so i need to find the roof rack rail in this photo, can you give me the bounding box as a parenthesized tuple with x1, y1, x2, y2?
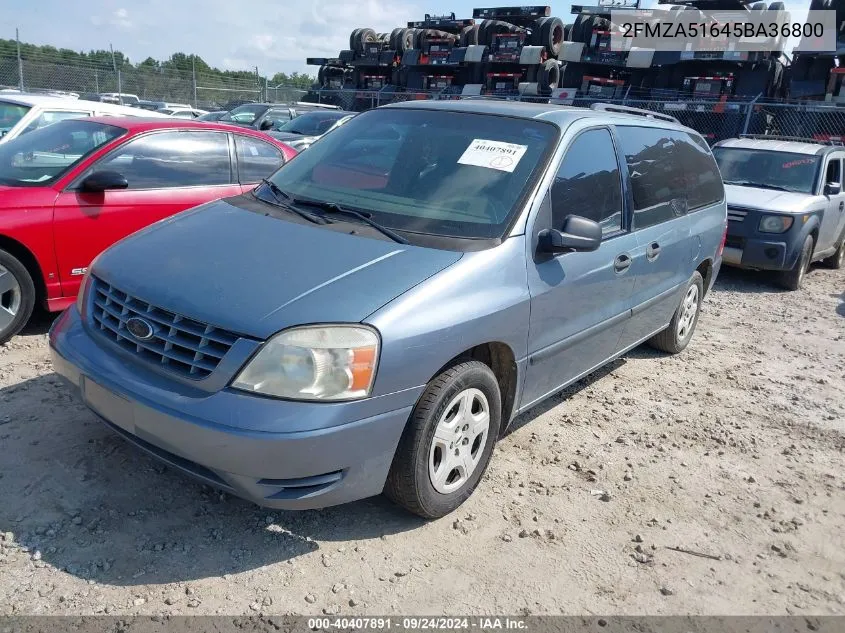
(739, 134, 843, 146)
(590, 103, 679, 124)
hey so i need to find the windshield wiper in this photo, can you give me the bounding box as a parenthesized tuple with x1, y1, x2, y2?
(292, 198, 409, 245)
(723, 180, 791, 192)
(255, 179, 327, 225)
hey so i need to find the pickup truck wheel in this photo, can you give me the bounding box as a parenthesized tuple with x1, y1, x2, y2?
(385, 361, 501, 519)
(822, 235, 845, 269)
(778, 235, 813, 290)
(647, 271, 704, 355)
(0, 249, 35, 346)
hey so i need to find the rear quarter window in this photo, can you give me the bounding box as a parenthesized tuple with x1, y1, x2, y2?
(616, 126, 725, 230)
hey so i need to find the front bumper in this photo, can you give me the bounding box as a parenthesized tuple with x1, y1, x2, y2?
(723, 208, 802, 271)
(49, 308, 420, 510)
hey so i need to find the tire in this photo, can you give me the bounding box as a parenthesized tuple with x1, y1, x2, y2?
(355, 28, 377, 53)
(532, 17, 549, 46)
(778, 235, 814, 290)
(317, 66, 326, 87)
(540, 17, 565, 57)
(398, 28, 416, 53)
(539, 59, 561, 92)
(384, 361, 502, 519)
(563, 24, 573, 41)
(822, 233, 845, 269)
(647, 271, 704, 355)
(389, 28, 404, 50)
(460, 24, 480, 47)
(349, 29, 362, 52)
(0, 249, 36, 346)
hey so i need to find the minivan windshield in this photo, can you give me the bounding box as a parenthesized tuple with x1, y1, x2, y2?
(0, 100, 30, 138)
(713, 147, 821, 194)
(0, 119, 125, 186)
(267, 108, 558, 240)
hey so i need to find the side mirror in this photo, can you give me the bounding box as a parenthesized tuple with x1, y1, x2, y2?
(79, 171, 129, 192)
(825, 181, 841, 196)
(259, 119, 275, 131)
(538, 215, 602, 254)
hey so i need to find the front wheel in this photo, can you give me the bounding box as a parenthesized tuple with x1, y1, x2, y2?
(648, 271, 704, 355)
(777, 235, 813, 290)
(0, 249, 36, 346)
(385, 361, 502, 519)
(822, 235, 845, 270)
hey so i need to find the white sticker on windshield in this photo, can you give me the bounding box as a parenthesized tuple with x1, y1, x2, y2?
(457, 139, 528, 173)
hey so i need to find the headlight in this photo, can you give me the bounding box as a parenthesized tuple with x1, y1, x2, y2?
(758, 215, 794, 234)
(232, 325, 380, 401)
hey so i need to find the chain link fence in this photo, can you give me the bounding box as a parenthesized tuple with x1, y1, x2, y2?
(0, 57, 266, 111)
(301, 87, 845, 144)
(3, 53, 845, 144)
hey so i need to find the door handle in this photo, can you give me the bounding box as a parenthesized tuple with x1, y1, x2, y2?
(614, 254, 632, 274)
(647, 242, 662, 261)
(839, 202, 844, 212)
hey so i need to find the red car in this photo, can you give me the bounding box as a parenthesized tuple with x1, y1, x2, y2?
(0, 117, 297, 343)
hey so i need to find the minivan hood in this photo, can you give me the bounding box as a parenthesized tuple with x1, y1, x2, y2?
(724, 184, 822, 213)
(92, 197, 463, 340)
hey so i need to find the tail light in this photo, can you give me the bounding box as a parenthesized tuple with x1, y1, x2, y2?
(718, 221, 728, 257)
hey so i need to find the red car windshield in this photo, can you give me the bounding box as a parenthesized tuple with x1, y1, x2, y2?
(0, 119, 125, 187)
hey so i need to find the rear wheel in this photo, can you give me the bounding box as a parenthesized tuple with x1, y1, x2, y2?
(385, 361, 501, 519)
(778, 235, 814, 290)
(648, 272, 704, 355)
(0, 249, 36, 346)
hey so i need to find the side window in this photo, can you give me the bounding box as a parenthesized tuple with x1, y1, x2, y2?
(825, 158, 842, 187)
(680, 132, 724, 210)
(551, 128, 623, 236)
(89, 131, 232, 189)
(235, 136, 285, 183)
(23, 110, 90, 134)
(616, 126, 722, 230)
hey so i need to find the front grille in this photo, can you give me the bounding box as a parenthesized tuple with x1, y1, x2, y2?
(728, 207, 750, 223)
(90, 277, 239, 379)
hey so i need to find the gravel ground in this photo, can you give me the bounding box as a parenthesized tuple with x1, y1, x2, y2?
(0, 265, 843, 617)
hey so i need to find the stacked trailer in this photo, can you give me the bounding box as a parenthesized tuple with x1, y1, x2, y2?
(400, 13, 482, 96)
(470, 6, 565, 98)
(558, 0, 655, 98)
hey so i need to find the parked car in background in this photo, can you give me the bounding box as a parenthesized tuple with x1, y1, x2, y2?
(268, 110, 356, 151)
(713, 136, 845, 290)
(158, 107, 209, 119)
(0, 94, 168, 144)
(135, 101, 190, 112)
(219, 102, 340, 131)
(0, 117, 297, 343)
(98, 93, 140, 106)
(49, 101, 726, 519)
(197, 111, 228, 122)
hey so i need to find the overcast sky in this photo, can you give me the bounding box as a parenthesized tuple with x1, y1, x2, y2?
(7, 0, 811, 76)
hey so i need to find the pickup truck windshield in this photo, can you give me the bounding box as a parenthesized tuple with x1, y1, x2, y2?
(268, 108, 558, 240)
(275, 112, 347, 135)
(713, 148, 821, 195)
(0, 100, 30, 138)
(0, 119, 125, 186)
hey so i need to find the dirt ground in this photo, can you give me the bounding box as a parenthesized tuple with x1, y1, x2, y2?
(0, 265, 843, 617)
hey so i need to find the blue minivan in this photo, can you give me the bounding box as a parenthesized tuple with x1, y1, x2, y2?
(50, 101, 727, 518)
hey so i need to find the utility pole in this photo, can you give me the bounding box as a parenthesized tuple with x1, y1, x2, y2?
(192, 56, 198, 107)
(110, 43, 122, 103)
(16, 28, 24, 92)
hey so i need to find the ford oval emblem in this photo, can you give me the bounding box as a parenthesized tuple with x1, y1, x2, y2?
(126, 317, 155, 341)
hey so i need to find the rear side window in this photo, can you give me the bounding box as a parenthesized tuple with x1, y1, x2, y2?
(616, 126, 724, 230)
(551, 128, 623, 236)
(235, 135, 285, 183)
(90, 131, 232, 189)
